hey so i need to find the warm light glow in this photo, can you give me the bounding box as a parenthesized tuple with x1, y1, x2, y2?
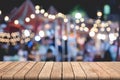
(25, 17, 30, 22)
(95, 19, 101, 24)
(81, 23, 85, 27)
(40, 9, 45, 14)
(64, 18, 68, 23)
(44, 12, 48, 17)
(48, 15, 55, 19)
(39, 30, 45, 37)
(45, 24, 51, 30)
(35, 5, 40, 10)
(84, 27, 89, 32)
(101, 22, 106, 27)
(70, 24, 74, 29)
(4, 16, 9, 21)
(35, 35, 41, 41)
(0, 10, 1, 15)
(75, 13, 82, 19)
(97, 11, 102, 17)
(75, 19, 80, 23)
(80, 27, 84, 31)
(14, 20, 19, 25)
(93, 24, 97, 27)
(109, 33, 117, 41)
(57, 13, 63, 17)
(89, 31, 95, 37)
(106, 27, 111, 32)
(75, 25, 79, 30)
(62, 35, 67, 40)
(80, 18, 84, 22)
(35, 10, 40, 14)
(97, 33, 106, 40)
(30, 14, 35, 19)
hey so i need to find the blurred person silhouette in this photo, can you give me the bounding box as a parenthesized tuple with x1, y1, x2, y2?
(38, 36, 56, 61)
(17, 45, 28, 61)
(46, 48, 56, 61)
(83, 36, 97, 61)
(109, 40, 120, 61)
(0, 44, 6, 61)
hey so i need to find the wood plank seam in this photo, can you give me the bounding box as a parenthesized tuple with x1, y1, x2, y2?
(39, 62, 54, 80)
(2, 62, 28, 80)
(24, 62, 45, 80)
(70, 62, 75, 80)
(0, 62, 20, 79)
(13, 62, 36, 80)
(89, 62, 110, 80)
(50, 62, 55, 80)
(38, 62, 46, 80)
(12, 62, 28, 80)
(79, 62, 87, 80)
(96, 62, 111, 79)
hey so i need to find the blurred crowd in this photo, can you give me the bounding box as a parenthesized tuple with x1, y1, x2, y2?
(0, 35, 120, 61)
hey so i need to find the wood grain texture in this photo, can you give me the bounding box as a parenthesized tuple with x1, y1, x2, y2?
(25, 62, 45, 80)
(63, 62, 74, 80)
(51, 62, 62, 80)
(2, 62, 27, 80)
(14, 62, 36, 80)
(80, 62, 98, 80)
(39, 62, 54, 80)
(0, 62, 120, 80)
(0, 62, 19, 79)
(71, 62, 86, 80)
(97, 62, 120, 79)
(89, 62, 110, 80)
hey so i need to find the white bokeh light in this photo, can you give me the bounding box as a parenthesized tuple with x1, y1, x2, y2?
(24, 30, 30, 37)
(35, 35, 41, 41)
(39, 30, 45, 37)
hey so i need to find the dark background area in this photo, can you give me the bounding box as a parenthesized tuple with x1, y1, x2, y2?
(0, 0, 119, 19)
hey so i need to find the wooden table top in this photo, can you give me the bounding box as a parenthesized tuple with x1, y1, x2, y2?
(0, 62, 120, 80)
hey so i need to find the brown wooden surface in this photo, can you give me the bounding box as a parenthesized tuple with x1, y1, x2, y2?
(0, 62, 120, 80)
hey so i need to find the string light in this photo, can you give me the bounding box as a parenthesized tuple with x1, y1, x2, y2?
(0, 10, 2, 15)
(40, 9, 45, 14)
(35, 5, 40, 10)
(81, 23, 85, 27)
(4, 16, 9, 21)
(30, 14, 35, 19)
(35, 9, 40, 14)
(14, 20, 19, 24)
(75, 25, 79, 30)
(44, 12, 48, 17)
(39, 30, 45, 37)
(64, 18, 68, 23)
(97, 11, 102, 17)
(25, 17, 30, 22)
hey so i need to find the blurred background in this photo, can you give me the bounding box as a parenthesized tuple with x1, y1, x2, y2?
(0, 0, 120, 61)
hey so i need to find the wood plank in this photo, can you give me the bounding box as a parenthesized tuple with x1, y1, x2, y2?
(71, 62, 86, 80)
(51, 62, 62, 80)
(0, 62, 11, 70)
(80, 62, 98, 80)
(2, 62, 27, 80)
(0, 62, 3, 65)
(62, 62, 74, 80)
(39, 62, 54, 80)
(104, 62, 120, 77)
(97, 62, 120, 79)
(25, 62, 45, 80)
(14, 62, 36, 80)
(0, 62, 19, 79)
(89, 62, 110, 79)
